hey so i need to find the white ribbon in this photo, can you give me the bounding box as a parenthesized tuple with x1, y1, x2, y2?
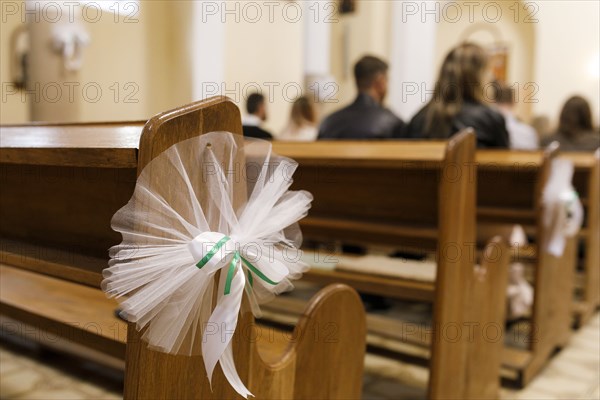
(102, 133, 312, 398)
(188, 231, 290, 398)
(543, 158, 584, 257)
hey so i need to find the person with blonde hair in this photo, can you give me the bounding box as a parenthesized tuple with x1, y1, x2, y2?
(279, 96, 318, 141)
(405, 43, 509, 148)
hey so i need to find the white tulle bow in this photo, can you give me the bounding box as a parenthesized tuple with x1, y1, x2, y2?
(543, 158, 584, 257)
(102, 132, 312, 398)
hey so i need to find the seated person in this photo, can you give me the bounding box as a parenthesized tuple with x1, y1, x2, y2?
(318, 55, 405, 139)
(542, 96, 600, 151)
(493, 83, 538, 150)
(242, 93, 273, 140)
(405, 43, 509, 148)
(280, 96, 318, 141)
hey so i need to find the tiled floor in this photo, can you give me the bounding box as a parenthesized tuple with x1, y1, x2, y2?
(1, 313, 599, 399)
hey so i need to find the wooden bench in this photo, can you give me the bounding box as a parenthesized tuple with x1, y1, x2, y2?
(0, 121, 142, 361)
(477, 146, 580, 385)
(0, 97, 367, 399)
(273, 140, 583, 387)
(562, 150, 600, 327)
(273, 132, 510, 400)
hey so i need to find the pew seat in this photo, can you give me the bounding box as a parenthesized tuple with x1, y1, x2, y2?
(0, 264, 126, 359)
(305, 251, 437, 282)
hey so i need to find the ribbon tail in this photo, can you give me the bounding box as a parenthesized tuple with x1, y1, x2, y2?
(220, 340, 253, 398)
(201, 261, 246, 388)
(546, 201, 566, 257)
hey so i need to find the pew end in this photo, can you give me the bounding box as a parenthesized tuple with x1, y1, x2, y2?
(1, 97, 366, 399)
(464, 236, 510, 399)
(254, 283, 366, 399)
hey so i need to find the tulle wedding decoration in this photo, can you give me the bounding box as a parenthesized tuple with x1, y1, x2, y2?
(102, 132, 313, 398)
(542, 158, 584, 257)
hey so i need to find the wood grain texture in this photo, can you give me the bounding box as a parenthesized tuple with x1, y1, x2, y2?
(0, 163, 137, 261)
(124, 97, 248, 400)
(274, 131, 508, 399)
(272, 140, 447, 164)
(124, 97, 366, 400)
(463, 237, 510, 399)
(0, 239, 104, 287)
(0, 265, 126, 359)
(428, 130, 477, 400)
(564, 150, 600, 326)
(0, 124, 143, 168)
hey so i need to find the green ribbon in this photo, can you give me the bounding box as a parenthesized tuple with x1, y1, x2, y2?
(195, 236, 279, 295)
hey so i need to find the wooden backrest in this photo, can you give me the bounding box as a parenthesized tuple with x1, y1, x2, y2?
(563, 150, 600, 308)
(274, 131, 478, 399)
(0, 123, 143, 260)
(476, 144, 559, 228)
(272, 131, 475, 254)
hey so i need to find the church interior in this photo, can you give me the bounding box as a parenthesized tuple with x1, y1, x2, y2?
(0, 1, 599, 399)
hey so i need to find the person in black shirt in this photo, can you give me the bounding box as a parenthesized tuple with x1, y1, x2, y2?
(242, 93, 273, 140)
(318, 55, 405, 139)
(405, 43, 509, 148)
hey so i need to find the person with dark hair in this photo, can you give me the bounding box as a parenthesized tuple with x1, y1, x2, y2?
(318, 55, 405, 139)
(242, 93, 273, 140)
(542, 96, 599, 151)
(405, 43, 509, 148)
(280, 96, 318, 141)
(493, 83, 538, 149)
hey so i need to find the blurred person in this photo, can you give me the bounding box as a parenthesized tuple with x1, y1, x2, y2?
(280, 96, 318, 141)
(532, 115, 552, 140)
(493, 83, 538, 150)
(242, 93, 273, 140)
(405, 43, 509, 148)
(542, 96, 600, 151)
(318, 55, 405, 139)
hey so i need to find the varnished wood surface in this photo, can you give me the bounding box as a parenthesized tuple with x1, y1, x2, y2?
(563, 150, 600, 325)
(303, 267, 435, 302)
(0, 239, 105, 287)
(476, 150, 546, 168)
(0, 164, 136, 261)
(272, 140, 447, 165)
(0, 264, 126, 359)
(124, 97, 248, 400)
(274, 139, 577, 390)
(124, 97, 366, 400)
(277, 131, 508, 399)
(0, 123, 144, 168)
(463, 237, 510, 399)
(429, 130, 477, 399)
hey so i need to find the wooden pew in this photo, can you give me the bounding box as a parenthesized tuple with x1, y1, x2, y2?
(273, 140, 583, 388)
(562, 150, 600, 326)
(273, 132, 511, 400)
(476, 146, 579, 385)
(1, 121, 142, 360)
(0, 97, 366, 399)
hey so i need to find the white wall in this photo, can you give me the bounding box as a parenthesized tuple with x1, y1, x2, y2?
(388, 1, 437, 121)
(223, 1, 304, 136)
(327, 1, 392, 116)
(532, 0, 600, 126)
